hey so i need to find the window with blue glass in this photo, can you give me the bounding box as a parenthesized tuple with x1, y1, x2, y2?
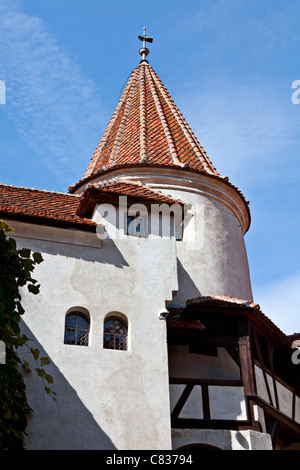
(126, 214, 146, 237)
(103, 316, 127, 351)
(64, 312, 90, 346)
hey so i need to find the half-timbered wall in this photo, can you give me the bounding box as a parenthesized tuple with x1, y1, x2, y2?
(169, 345, 247, 422)
(255, 365, 300, 425)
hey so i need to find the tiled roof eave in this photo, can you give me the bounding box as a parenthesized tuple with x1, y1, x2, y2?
(184, 295, 292, 348)
(76, 179, 185, 217)
(69, 163, 251, 232)
(0, 183, 97, 231)
(0, 208, 97, 232)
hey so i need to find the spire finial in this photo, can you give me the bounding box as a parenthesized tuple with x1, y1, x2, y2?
(138, 27, 153, 64)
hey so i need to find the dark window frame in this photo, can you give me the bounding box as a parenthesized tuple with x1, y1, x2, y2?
(64, 311, 90, 346)
(103, 316, 128, 351)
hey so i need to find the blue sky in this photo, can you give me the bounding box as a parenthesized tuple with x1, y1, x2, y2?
(0, 0, 299, 334)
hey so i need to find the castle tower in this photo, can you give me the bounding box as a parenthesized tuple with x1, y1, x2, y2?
(1, 31, 299, 451)
(69, 32, 252, 305)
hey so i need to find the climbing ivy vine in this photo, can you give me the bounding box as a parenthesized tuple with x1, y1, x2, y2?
(0, 220, 55, 449)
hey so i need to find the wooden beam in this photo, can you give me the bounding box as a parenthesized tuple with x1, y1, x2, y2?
(201, 384, 210, 420)
(238, 320, 255, 396)
(238, 320, 258, 430)
(267, 340, 280, 410)
(252, 329, 274, 406)
(248, 395, 300, 436)
(171, 384, 194, 420)
(171, 418, 253, 431)
(268, 419, 281, 450)
(201, 319, 241, 365)
(170, 377, 242, 387)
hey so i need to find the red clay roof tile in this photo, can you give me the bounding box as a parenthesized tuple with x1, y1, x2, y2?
(0, 184, 96, 230)
(86, 179, 183, 203)
(81, 62, 221, 184)
(76, 179, 184, 217)
(185, 295, 292, 346)
(0, 181, 183, 229)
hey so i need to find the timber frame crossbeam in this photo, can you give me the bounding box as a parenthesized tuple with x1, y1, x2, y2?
(167, 306, 300, 446)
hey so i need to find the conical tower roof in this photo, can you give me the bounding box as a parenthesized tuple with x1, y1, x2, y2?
(83, 61, 220, 180)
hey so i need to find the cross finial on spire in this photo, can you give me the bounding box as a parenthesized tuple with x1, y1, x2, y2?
(138, 27, 153, 63)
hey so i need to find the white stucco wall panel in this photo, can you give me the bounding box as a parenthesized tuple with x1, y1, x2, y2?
(168, 345, 240, 381)
(172, 428, 272, 450)
(179, 386, 203, 420)
(90, 167, 253, 302)
(277, 381, 293, 419)
(209, 386, 247, 420)
(8, 220, 177, 450)
(296, 396, 300, 424)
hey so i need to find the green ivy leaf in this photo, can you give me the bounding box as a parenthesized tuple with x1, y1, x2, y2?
(45, 374, 53, 384)
(40, 357, 50, 366)
(18, 248, 31, 258)
(0, 221, 13, 233)
(30, 347, 40, 361)
(22, 360, 31, 372)
(28, 284, 40, 294)
(0, 220, 47, 449)
(33, 252, 43, 264)
(35, 368, 46, 378)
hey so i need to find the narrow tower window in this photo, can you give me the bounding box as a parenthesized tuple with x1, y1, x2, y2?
(64, 312, 90, 346)
(103, 315, 128, 351)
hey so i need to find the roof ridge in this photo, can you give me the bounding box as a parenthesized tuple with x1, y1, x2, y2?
(85, 66, 140, 178)
(139, 64, 148, 163)
(0, 182, 78, 197)
(107, 67, 140, 168)
(149, 66, 219, 175)
(146, 66, 183, 167)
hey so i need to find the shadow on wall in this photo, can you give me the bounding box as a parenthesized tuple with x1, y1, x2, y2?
(176, 443, 222, 450)
(172, 258, 201, 305)
(32, 234, 129, 268)
(235, 431, 250, 450)
(20, 321, 116, 450)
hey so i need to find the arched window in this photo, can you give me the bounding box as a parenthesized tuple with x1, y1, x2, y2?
(64, 311, 90, 346)
(103, 315, 128, 351)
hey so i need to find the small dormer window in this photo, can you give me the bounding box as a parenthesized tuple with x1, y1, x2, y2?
(126, 214, 146, 237)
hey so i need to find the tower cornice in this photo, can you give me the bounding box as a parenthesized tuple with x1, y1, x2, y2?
(69, 163, 251, 234)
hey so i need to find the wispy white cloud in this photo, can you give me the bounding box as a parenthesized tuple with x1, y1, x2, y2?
(0, 0, 105, 187)
(176, 80, 299, 186)
(252, 272, 300, 336)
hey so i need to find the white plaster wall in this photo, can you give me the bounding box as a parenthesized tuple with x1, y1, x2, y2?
(169, 384, 247, 421)
(209, 386, 247, 420)
(296, 396, 300, 423)
(168, 345, 241, 380)
(8, 220, 178, 450)
(172, 428, 272, 450)
(168, 346, 247, 422)
(83, 167, 253, 303)
(254, 365, 300, 423)
(150, 184, 253, 303)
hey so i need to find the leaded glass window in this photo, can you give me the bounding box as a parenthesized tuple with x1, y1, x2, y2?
(64, 312, 89, 346)
(103, 316, 127, 351)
